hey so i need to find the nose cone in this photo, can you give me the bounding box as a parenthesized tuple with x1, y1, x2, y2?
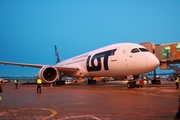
(146, 54, 159, 71)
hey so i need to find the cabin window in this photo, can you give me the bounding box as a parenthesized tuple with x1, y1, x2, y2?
(139, 48, 149, 52)
(111, 50, 116, 55)
(131, 48, 140, 53)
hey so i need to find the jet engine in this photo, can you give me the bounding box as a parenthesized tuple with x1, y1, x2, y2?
(38, 66, 59, 83)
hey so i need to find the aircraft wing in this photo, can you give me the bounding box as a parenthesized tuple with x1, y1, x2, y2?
(0, 61, 79, 73)
(0, 61, 44, 68)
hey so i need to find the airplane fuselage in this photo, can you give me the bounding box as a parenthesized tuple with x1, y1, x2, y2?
(57, 43, 159, 78)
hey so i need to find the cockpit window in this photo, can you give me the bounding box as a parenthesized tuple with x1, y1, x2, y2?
(131, 48, 140, 53)
(139, 48, 149, 52)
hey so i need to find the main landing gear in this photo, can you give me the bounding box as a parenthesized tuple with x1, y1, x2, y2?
(126, 80, 137, 88)
(87, 78, 97, 84)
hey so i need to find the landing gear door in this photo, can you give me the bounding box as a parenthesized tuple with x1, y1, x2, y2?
(111, 48, 119, 62)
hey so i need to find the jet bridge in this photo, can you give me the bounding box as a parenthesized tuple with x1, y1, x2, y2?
(155, 42, 180, 73)
(141, 42, 180, 74)
(168, 65, 180, 73)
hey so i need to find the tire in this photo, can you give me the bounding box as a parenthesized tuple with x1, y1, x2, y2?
(126, 82, 132, 88)
(157, 80, 161, 84)
(151, 80, 156, 84)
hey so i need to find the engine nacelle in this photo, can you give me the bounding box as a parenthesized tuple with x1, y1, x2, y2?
(38, 66, 59, 83)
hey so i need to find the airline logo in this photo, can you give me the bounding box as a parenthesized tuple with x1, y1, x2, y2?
(86, 49, 117, 72)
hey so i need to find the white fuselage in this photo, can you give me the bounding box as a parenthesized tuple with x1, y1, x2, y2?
(57, 43, 159, 78)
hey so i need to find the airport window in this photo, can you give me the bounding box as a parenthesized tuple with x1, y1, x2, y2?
(139, 48, 149, 52)
(162, 46, 171, 59)
(131, 48, 140, 53)
(161, 43, 180, 60)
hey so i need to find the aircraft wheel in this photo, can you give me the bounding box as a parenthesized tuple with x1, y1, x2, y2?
(157, 80, 161, 84)
(88, 80, 97, 84)
(126, 82, 132, 88)
(151, 80, 156, 84)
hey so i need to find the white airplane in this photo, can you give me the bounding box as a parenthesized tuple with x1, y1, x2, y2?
(0, 43, 159, 84)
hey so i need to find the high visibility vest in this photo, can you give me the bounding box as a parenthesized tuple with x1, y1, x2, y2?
(175, 77, 179, 83)
(37, 79, 42, 84)
(14, 80, 17, 83)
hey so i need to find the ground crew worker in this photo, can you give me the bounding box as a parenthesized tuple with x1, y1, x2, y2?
(0, 81, 2, 101)
(36, 78, 42, 93)
(0, 81, 2, 93)
(14, 79, 18, 89)
(139, 77, 144, 88)
(175, 76, 179, 89)
(174, 76, 180, 120)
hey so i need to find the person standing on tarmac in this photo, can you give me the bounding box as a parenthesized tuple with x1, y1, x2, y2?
(14, 79, 18, 89)
(175, 76, 179, 89)
(139, 77, 144, 88)
(36, 78, 42, 93)
(0, 81, 3, 101)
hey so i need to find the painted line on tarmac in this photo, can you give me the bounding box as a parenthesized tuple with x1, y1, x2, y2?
(59, 114, 101, 120)
(0, 107, 57, 120)
(32, 108, 57, 119)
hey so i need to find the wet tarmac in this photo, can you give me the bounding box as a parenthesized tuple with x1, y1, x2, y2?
(0, 81, 179, 120)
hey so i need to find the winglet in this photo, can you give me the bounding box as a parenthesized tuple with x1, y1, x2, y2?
(55, 45, 60, 63)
